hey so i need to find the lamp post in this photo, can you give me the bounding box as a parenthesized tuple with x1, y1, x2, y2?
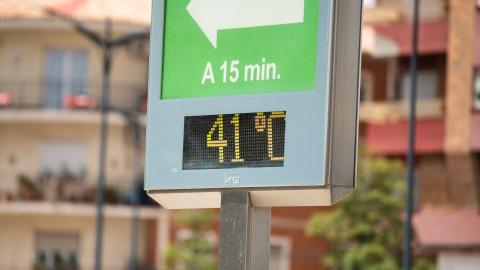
(403, 0, 420, 269)
(46, 10, 149, 270)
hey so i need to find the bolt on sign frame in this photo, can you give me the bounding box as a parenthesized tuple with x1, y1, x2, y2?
(145, 0, 363, 209)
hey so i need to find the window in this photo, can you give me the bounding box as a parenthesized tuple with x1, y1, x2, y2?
(398, 70, 438, 100)
(39, 140, 86, 181)
(360, 72, 374, 102)
(44, 50, 88, 108)
(474, 69, 480, 110)
(270, 236, 291, 270)
(35, 233, 80, 270)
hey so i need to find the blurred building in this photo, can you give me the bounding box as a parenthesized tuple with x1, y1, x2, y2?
(2, 0, 480, 270)
(0, 1, 168, 270)
(361, 0, 480, 269)
(0, 0, 327, 270)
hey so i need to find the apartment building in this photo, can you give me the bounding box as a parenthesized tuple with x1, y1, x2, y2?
(361, 0, 480, 268)
(0, 1, 169, 270)
(3, 0, 479, 270)
(0, 1, 328, 269)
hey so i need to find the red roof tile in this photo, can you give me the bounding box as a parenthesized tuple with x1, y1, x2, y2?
(413, 209, 480, 248)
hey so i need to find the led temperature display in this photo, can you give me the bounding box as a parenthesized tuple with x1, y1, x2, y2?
(183, 111, 286, 170)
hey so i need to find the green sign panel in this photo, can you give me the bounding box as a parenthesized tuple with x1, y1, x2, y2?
(162, 0, 320, 99)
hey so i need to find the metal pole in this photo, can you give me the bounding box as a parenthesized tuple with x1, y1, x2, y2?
(129, 118, 141, 270)
(218, 191, 271, 270)
(251, 207, 271, 270)
(44, 12, 150, 270)
(403, 0, 420, 269)
(94, 19, 112, 270)
(219, 191, 251, 270)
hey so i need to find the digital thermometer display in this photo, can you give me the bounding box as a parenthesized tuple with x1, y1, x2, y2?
(183, 111, 286, 170)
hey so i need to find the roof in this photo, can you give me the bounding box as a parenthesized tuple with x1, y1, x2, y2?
(0, 0, 151, 26)
(413, 209, 480, 249)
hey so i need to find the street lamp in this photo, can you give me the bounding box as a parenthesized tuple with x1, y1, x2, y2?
(46, 10, 149, 270)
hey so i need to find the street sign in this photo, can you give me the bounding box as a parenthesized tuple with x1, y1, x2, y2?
(145, 0, 363, 209)
(162, 0, 319, 99)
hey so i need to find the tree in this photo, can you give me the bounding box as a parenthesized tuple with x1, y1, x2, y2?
(306, 150, 435, 270)
(162, 210, 218, 270)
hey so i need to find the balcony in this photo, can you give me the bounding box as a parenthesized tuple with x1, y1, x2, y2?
(364, 0, 447, 24)
(0, 170, 155, 208)
(0, 79, 147, 113)
(361, 100, 480, 155)
(359, 98, 444, 124)
(360, 99, 445, 155)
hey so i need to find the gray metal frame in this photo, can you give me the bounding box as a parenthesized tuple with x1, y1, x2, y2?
(145, 0, 363, 208)
(218, 191, 271, 270)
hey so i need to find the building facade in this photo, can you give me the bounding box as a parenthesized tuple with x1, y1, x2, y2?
(0, 1, 328, 269)
(0, 1, 169, 270)
(361, 0, 480, 268)
(2, 0, 480, 270)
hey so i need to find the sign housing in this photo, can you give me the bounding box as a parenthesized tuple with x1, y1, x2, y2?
(162, 0, 320, 99)
(145, 0, 363, 209)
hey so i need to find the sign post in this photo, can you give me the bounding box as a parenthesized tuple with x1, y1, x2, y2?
(145, 0, 363, 268)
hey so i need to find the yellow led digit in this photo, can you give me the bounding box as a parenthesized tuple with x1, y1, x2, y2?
(207, 115, 227, 162)
(268, 112, 286, 161)
(231, 114, 244, 162)
(184, 111, 286, 170)
(255, 112, 266, 132)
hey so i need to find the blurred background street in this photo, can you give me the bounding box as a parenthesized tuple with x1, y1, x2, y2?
(0, 0, 479, 269)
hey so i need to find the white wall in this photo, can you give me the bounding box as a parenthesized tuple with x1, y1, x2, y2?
(438, 252, 480, 270)
(0, 121, 142, 193)
(0, 214, 146, 270)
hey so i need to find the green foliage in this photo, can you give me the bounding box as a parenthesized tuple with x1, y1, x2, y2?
(173, 210, 215, 232)
(34, 251, 47, 270)
(19, 174, 36, 190)
(53, 250, 64, 268)
(18, 174, 43, 200)
(67, 252, 79, 269)
(307, 150, 435, 270)
(162, 210, 217, 270)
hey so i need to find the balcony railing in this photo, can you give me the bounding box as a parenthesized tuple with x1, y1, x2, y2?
(359, 98, 444, 123)
(400, 0, 447, 20)
(0, 79, 147, 112)
(0, 171, 154, 206)
(365, 0, 447, 24)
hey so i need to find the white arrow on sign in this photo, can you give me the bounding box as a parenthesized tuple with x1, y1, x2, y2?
(187, 0, 305, 49)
